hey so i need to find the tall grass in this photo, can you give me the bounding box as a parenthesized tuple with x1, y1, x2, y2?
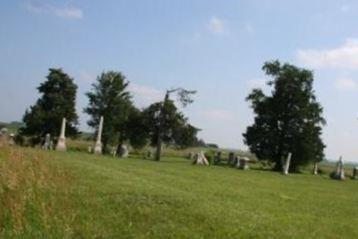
(0, 143, 74, 238)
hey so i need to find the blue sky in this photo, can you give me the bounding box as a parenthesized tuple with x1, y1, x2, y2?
(1, 0, 358, 162)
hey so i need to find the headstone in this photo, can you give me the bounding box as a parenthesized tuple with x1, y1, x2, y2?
(111, 146, 117, 157)
(283, 153, 292, 175)
(213, 151, 222, 165)
(192, 151, 209, 166)
(333, 157, 345, 180)
(119, 144, 129, 158)
(228, 152, 236, 166)
(237, 157, 250, 170)
(88, 146, 93, 153)
(8, 133, 15, 145)
(145, 150, 152, 159)
(352, 167, 358, 180)
(56, 118, 67, 151)
(43, 133, 51, 150)
(94, 116, 104, 154)
(313, 162, 318, 175)
(188, 152, 195, 160)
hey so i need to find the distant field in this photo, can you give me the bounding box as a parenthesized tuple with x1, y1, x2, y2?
(1, 146, 358, 238)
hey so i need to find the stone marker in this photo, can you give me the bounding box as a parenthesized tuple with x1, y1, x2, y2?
(145, 150, 152, 159)
(188, 152, 195, 160)
(111, 146, 117, 157)
(43, 133, 53, 150)
(352, 167, 358, 180)
(88, 146, 93, 154)
(333, 156, 345, 180)
(56, 118, 67, 151)
(237, 157, 250, 170)
(228, 152, 236, 166)
(192, 151, 209, 166)
(213, 151, 222, 165)
(313, 162, 318, 175)
(283, 153, 292, 175)
(94, 116, 104, 155)
(119, 144, 129, 158)
(8, 133, 15, 145)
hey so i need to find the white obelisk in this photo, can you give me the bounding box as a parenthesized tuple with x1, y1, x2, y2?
(94, 116, 104, 154)
(283, 152, 292, 175)
(313, 162, 318, 175)
(56, 118, 67, 151)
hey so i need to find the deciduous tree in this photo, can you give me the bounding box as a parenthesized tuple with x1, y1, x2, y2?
(243, 60, 326, 172)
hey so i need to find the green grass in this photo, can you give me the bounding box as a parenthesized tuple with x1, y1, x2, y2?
(1, 147, 358, 238)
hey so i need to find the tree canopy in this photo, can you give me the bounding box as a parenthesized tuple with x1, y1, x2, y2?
(243, 60, 326, 172)
(20, 68, 78, 143)
(84, 71, 134, 152)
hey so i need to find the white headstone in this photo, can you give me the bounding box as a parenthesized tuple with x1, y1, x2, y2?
(94, 116, 104, 155)
(193, 151, 209, 166)
(56, 118, 67, 151)
(43, 133, 52, 150)
(236, 157, 250, 170)
(333, 156, 345, 180)
(119, 144, 129, 158)
(313, 162, 318, 175)
(8, 133, 15, 145)
(283, 153, 292, 175)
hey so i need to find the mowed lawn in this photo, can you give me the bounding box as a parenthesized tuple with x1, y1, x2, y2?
(1, 147, 358, 238)
(49, 150, 358, 239)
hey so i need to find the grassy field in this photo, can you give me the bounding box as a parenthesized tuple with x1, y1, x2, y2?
(1, 146, 358, 238)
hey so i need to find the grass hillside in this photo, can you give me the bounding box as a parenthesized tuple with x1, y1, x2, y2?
(1, 145, 358, 238)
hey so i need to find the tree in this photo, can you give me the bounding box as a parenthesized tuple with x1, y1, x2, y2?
(144, 88, 196, 161)
(172, 123, 201, 149)
(20, 68, 78, 143)
(84, 71, 135, 152)
(243, 60, 326, 172)
(123, 108, 149, 149)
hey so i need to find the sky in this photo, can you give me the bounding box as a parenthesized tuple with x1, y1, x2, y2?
(1, 0, 358, 162)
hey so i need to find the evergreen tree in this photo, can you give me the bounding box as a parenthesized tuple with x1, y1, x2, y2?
(243, 60, 326, 172)
(84, 71, 134, 152)
(20, 68, 78, 143)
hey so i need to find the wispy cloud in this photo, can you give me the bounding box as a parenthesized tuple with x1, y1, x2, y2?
(297, 39, 358, 69)
(25, 1, 83, 19)
(128, 83, 164, 108)
(207, 16, 228, 35)
(335, 78, 357, 91)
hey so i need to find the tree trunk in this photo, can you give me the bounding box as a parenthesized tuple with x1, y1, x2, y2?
(155, 91, 169, 161)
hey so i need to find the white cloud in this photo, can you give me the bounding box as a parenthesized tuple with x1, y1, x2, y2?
(198, 109, 234, 121)
(25, 1, 83, 19)
(335, 78, 357, 91)
(297, 39, 358, 69)
(207, 16, 228, 35)
(128, 83, 164, 108)
(54, 7, 83, 19)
